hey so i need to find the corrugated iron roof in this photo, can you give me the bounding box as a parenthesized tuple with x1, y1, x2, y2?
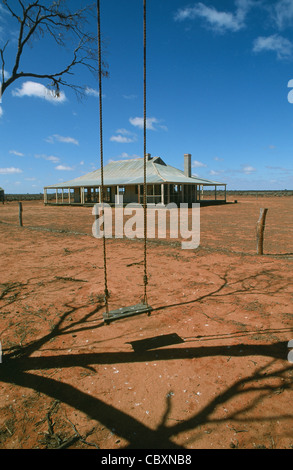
(44, 157, 226, 189)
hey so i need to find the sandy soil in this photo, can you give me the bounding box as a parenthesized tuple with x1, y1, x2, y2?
(0, 196, 292, 449)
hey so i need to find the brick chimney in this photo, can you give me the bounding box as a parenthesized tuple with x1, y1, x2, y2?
(184, 153, 191, 177)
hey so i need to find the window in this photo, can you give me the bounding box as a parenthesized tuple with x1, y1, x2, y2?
(104, 187, 111, 202)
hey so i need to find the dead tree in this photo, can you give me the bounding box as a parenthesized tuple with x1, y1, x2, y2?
(0, 0, 108, 101)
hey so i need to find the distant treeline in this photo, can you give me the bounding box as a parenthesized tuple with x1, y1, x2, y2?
(3, 190, 293, 201)
(4, 193, 50, 201)
(224, 190, 293, 197)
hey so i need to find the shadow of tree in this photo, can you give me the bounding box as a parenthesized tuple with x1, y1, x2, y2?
(0, 268, 292, 449)
(152, 268, 289, 316)
(1, 351, 292, 449)
(2, 339, 291, 372)
(4, 301, 105, 360)
(0, 281, 27, 308)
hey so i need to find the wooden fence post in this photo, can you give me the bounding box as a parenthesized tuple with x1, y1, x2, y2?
(256, 208, 268, 255)
(18, 202, 23, 227)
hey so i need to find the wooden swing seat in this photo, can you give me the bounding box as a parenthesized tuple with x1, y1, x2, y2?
(103, 303, 152, 324)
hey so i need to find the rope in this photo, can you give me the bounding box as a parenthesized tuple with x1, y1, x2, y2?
(97, 0, 148, 313)
(97, 0, 109, 314)
(143, 0, 148, 305)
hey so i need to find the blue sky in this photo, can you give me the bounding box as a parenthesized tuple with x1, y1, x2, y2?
(1, 0, 293, 193)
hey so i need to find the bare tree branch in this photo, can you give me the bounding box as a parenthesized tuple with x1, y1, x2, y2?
(0, 0, 108, 101)
(0, 40, 9, 92)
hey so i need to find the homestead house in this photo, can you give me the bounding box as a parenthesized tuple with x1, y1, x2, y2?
(44, 154, 226, 205)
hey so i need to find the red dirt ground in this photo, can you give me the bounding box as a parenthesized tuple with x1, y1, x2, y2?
(0, 196, 292, 449)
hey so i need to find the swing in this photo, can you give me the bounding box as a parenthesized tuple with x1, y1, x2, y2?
(97, 0, 152, 324)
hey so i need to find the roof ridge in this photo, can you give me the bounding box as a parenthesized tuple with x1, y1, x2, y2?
(151, 158, 167, 182)
(110, 157, 142, 163)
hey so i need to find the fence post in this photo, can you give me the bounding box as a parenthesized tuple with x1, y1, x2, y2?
(18, 202, 23, 227)
(256, 208, 268, 255)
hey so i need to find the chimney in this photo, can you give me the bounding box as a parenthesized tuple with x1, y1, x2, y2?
(184, 153, 191, 177)
(145, 153, 152, 161)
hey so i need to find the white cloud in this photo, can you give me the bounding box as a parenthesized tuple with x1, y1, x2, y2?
(130, 116, 156, 130)
(223, 165, 257, 176)
(192, 160, 207, 168)
(253, 34, 293, 59)
(0, 23, 4, 44)
(129, 116, 167, 131)
(46, 155, 60, 163)
(12, 81, 66, 103)
(46, 134, 79, 145)
(55, 134, 79, 145)
(116, 128, 132, 135)
(9, 150, 24, 156)
(110, 129, 137, 143)
(174, 0, 253, 33)
(55, 165, 74, 171)
(274, 0, 293, 30)
(35, 154, 60, 163)
(85, 87, 100, 98)
(241, 165, 256, 174)
(266, 165, 292, 172)
(214, 156, 224, 161)
(0, 106, 3, 118)
(123, 94, 137, 100)
(117, 152, 140, 159)
(0, 167, 22, 174)
(110, 135, 135, 143)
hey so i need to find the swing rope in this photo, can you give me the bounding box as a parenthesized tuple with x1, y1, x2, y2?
(143, 0, 148, 306)
(97, 0, 109, 314)
(97, 0, 149, 318)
